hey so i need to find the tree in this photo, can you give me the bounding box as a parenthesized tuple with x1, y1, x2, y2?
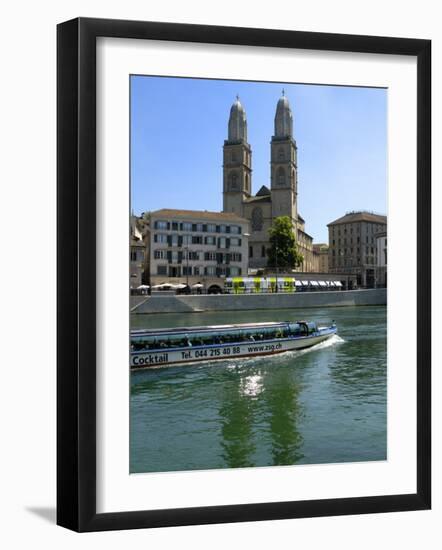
(267, 216, 303, 270)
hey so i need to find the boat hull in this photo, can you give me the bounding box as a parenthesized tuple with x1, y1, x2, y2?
(130, 327, 336, 369)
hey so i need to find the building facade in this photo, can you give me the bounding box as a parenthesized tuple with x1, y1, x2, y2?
(375, 231, 387, 287)
(149, 209, 249, 292)
(327, 211, 387, 288)
(222, 94, 315, 272)
(313, 243, 329, 273)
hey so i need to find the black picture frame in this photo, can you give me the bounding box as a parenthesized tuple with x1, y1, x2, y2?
(57, 17, 431, 532)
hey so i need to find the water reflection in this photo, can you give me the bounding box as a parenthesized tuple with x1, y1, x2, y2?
(219, 369, 257, 468)
(264, 370, 304, 465)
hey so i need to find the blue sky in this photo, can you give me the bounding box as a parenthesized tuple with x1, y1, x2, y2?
(131, 76, 387, 243)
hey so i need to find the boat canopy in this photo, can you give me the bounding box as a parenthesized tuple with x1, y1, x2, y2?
(131, 320, 318, 351)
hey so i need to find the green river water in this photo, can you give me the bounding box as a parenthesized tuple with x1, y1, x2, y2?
(130, 305, 386, 473)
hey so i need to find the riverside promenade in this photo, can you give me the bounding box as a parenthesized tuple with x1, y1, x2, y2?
(131, 288, 386, 314)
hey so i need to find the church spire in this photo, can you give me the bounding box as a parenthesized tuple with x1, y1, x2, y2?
(274, 91, 293, 138)
(228, 96, 248, 142)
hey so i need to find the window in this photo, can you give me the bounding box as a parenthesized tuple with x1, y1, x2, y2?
(155, 220, 168, 230)
(219, 225, 227, 233)
(192, 236, 203, 244)
(171, 234, 179, 246)
(251, 207, 264, 232)
(182, 222, 192, 231)
(277, 167, 285, 185)
(155, 233, 168, 243)
(182, 234, 191, 245)
(207, 224, 216, 233)
(249, 245, 253, 258)
(205, 266, 216, 276)
(261, 245, 266, 258)
(130, 250, 137, 261)
(205, 236, 216, 245)
(204, 252, 217, 261)
(196, 223, 203, 232)
(230, 266, 241, 276)
(171, 222, 178, 231)
(157, 265, 167, 275)
(182, 266, 192, 276)
(219, 237, 227, 248)
(229, 173, 239, 191)
(230, 225, 241, 234)
(231, 253, 242, 262)
(278, 148, 284, 160)
(230, 237, 241, 246)
(154, 250, 167, 260)
(194, 266, 201, 275)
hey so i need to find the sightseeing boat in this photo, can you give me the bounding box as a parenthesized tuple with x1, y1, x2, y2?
(130, 319, 337, 369)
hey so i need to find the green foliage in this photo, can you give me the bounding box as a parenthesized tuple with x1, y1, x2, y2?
(267, 216, 303, 270)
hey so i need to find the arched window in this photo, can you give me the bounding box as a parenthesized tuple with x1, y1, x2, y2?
(251, 207, 264, 232)
(261, 245, 266, 258)
(229, 172, 239, 191)
(277, 167, 285, 185)
(249, 245, 254, 258)
(245, 173, 249, 192)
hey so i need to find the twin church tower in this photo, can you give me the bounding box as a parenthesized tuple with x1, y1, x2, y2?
(222, 93, 314, 271)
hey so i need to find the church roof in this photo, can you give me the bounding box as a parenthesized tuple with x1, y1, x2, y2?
(228, 96, 247, 143)
(245, 194, 271, 204)
(256, 185, 271, 196)
(274, 91, 293, 138)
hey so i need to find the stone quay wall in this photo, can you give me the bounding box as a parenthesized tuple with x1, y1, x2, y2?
(131, 288, 387, 314)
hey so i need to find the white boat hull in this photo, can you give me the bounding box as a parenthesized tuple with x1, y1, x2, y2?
(130, 328, 336, 369)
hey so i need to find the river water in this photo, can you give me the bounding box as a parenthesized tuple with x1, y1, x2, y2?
(130, 305, 387, 473)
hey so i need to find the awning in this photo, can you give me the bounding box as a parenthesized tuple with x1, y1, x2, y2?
(301, 280, 309, 286)
(295, 280, 302, 286)
(318, 281, 327, 286)
(334, 281, 343, 287)
(310, 281, 319, 286)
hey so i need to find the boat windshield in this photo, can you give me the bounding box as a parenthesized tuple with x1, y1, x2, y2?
(131, 321, 318, 351)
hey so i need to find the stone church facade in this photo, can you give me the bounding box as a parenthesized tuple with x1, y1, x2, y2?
(222, 93, 315, 272)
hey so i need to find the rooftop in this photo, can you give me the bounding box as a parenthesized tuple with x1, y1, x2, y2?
(327, 211, 387, 226)
(150, 208, 249, 224)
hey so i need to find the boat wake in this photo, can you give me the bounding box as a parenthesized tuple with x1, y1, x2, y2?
(220, 334, 345, 371)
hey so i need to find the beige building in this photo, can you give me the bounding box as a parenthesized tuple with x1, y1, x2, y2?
(313, 243, 329, 273)
(222, 94, 315, 272)
(328, 211, 387, 288)
(375, 231, 387, 287)
(149, 209, 249, 293)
